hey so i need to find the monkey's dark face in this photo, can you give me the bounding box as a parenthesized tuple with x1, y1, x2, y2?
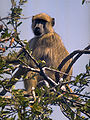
(32, 19, 47, 36)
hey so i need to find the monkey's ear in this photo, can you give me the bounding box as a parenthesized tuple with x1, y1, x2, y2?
(52, 18, 55, 26)
(32, 16, 34, 22)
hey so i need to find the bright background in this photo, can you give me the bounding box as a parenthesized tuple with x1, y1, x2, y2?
(0, 0, 90, 120)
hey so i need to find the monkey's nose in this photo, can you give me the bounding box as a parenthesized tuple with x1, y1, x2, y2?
(34, 27, 41, 36)
(35, 27, 40, 32)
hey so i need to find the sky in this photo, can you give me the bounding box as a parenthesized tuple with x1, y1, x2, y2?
(0, 0, 90, 120)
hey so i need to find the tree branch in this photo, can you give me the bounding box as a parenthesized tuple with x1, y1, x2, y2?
(63, 45, 90, 79)
(56, 45, 90, 81)
(58, 45, 90, 71)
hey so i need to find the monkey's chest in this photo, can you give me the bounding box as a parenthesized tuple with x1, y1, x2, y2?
(32, 45, 54, 66)
(33, 46, 51, 58)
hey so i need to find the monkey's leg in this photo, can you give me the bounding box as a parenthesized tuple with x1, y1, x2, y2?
(24, 71, 37, 95)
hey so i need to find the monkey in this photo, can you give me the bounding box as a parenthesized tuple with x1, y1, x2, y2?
(1, 13, 72, 95)
(23, 13, 72, 93)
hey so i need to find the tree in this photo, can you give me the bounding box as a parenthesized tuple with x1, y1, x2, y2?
(0, 0, 90, 119)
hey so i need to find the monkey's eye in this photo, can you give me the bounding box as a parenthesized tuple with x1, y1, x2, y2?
(35, 19, 47, 25)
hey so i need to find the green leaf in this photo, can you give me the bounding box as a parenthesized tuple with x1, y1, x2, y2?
(19, 0, 27, 5)
(23, 40, 28, 44)
(82, 0, 86, 4)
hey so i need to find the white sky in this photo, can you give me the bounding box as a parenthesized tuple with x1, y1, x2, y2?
(0, 0, 90, 120)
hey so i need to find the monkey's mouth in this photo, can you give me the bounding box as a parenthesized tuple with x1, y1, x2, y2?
(34, 27, 42, 36)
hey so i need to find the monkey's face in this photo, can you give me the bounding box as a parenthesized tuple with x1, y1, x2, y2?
(32, 13, 55, 37)
(32, 19, 47, 36)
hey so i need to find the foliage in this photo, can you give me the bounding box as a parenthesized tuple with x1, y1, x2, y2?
(0, 0, 90, 120)
(0, 66, 90, 120)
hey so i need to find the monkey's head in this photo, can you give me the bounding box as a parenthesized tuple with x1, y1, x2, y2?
(32, 13, 55, 36)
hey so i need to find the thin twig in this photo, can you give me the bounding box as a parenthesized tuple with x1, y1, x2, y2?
(18, 58, 40, 73)
(0, 16, 32, 21)
(43, 67, 75, 78)
(67, 92, 90, 98)
(61, 96, 82, 119)
(62, 96, 90, 118)
(0, 37, 10, 42)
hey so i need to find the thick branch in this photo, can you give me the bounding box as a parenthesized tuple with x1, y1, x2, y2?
(56, 45, 90, 81)
(58, 45, 90, 71)
(63, 45, 90, 79)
